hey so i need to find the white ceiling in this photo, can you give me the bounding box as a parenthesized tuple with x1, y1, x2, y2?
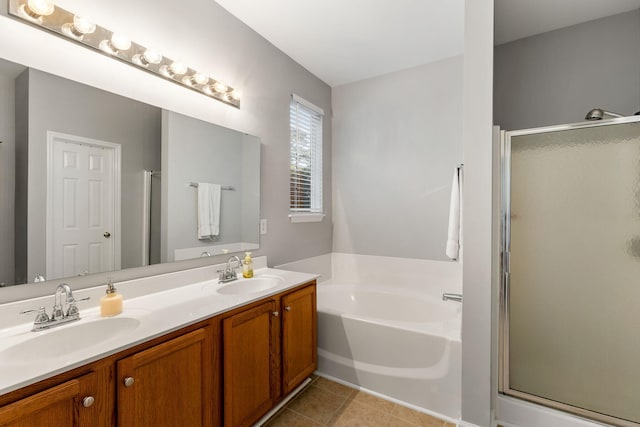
(215, 0, 640, 87)
(215, 0, 464, 87)
(495, 0, 640, 45)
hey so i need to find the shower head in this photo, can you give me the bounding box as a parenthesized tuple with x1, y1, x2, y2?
(585, 108, 624, 121)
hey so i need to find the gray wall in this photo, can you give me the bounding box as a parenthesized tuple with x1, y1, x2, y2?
(14, 71, 28, 285)
(332, 56, 463, 260)
(0, 0, 332, 301)
(494, 10, 640, 131)
(19, 69, 161, 281)
(240, 134, 261, 245)
(461, 0, 494, 425)
(0, 67, 18, 285)
(162, 110, 259, 261)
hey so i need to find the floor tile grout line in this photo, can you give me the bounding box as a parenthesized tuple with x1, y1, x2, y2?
(280, 407, 324, 426)
(386, 413, 423, 427)
(284, 386, 355, 426)
(312, 380, 359, 399)
(321, 389, 358, 426)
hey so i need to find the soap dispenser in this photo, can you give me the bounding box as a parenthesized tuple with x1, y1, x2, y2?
(242, 252, 254, 278)
(100, 278, 123, 317)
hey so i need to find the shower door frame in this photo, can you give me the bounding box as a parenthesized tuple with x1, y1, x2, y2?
(499, 115, 640, 427)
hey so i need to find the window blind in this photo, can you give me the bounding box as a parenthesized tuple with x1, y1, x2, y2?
(290, 95, 323, 213)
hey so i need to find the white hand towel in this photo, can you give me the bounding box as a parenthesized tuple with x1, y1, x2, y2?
(446, 168, 462, 260)
(197, 183, 221, 240)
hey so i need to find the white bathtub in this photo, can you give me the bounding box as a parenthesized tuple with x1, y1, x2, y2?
(316, 282, 461, 419)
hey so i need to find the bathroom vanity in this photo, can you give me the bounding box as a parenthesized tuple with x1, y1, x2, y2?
(0, 265, 317, 427)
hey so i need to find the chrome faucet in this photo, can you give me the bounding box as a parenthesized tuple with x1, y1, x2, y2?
(20, 283, 90, 331)
(218, 255, 242, 283)
(442, 293, 463, 303)
(52, 283, 74, 320)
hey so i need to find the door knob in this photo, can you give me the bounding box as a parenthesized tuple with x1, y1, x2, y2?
(123, 376, 135, 387)
(104, 232, 111, 238)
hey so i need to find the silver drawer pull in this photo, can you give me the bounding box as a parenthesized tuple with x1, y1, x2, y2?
(123, 376, 135, 387)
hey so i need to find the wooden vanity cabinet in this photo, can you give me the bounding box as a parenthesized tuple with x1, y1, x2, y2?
(222, 300, 280, 427)
(222, 280, 317, 427)
(0, 279, 316, 427)
(0, 372, 100, 427)
(117, 327, 217, 427)
(281, 284, 317, 395)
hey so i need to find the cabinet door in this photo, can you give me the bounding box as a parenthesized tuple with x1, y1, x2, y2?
(223, 300, 279, 427)
(117, 327, 215, 427)
(0, 372, 98, 427)
(282, 284, 317, 394)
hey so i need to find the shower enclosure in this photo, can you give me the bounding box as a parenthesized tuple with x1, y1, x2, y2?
(500, 116, 640, 426)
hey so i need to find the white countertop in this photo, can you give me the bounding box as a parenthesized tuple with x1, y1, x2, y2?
(0, 259, 318, 396)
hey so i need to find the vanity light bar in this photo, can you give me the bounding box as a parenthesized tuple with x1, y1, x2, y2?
(8, 0, 241, 108)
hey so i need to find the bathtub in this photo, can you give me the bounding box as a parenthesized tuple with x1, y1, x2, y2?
(316, 282, 461, 419)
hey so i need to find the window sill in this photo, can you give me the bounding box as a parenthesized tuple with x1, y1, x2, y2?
(289, 213, 325, 223)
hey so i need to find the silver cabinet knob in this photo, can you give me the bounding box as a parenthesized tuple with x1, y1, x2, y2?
(272, 311, 279, 317)
(82, 396, 95, 408)
(284, 306, 291, 312)
(123, 376, 135, 387)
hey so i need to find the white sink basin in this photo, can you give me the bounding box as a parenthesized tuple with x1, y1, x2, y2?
(0, 317, 141, 364)
(216, 276, 284, 295)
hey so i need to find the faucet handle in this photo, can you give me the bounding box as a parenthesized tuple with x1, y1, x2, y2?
(66, 297, 90, 318)
(51, 304, 64, 321)
(20, 307, 50, 325)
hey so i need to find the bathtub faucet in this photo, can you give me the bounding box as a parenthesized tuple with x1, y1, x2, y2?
(442, 293, 462, 303)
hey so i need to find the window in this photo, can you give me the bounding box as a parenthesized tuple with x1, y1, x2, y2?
(289, 94, 324, 221)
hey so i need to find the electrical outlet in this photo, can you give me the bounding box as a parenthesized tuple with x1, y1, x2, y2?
(260, 219, 267, 235)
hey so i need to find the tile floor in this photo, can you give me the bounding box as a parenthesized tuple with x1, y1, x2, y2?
(263, 376, 456, 427)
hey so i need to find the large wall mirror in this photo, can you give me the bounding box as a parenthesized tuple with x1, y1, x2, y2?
(0, 56, 260, 289)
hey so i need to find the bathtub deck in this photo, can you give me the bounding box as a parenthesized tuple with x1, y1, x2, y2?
(263, 375, 457, 427)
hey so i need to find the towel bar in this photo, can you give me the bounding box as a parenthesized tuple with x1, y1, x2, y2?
(189, 182, 235, 191)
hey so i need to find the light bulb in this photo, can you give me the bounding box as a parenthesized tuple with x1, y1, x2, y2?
(182, 73, 209, 87)
(203, 85, 214, 96)
(19, 0, 54, 22)
(99, 34, 131, 55)
(26, 0, 54, 16)
(169, 61, 187, 75)
(62, 15, 96, 39)
(229, 90, 241, 101)
(110, 34, 131, 51)
(181, 76, 194, 87)
(193, 73, 209, 85)
(213, 82, 228, 93)
(143, 49, 162, 64)
(133, 49, 163, 67)
(160, 61, 186, 78)
(73, 16, 95, 34)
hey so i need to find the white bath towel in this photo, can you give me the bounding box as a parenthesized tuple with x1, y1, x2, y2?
(197, 183, 221, 240)
(446, 167, 462, 260)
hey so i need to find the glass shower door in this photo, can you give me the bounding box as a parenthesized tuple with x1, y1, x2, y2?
(501, 118, 640, 426)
